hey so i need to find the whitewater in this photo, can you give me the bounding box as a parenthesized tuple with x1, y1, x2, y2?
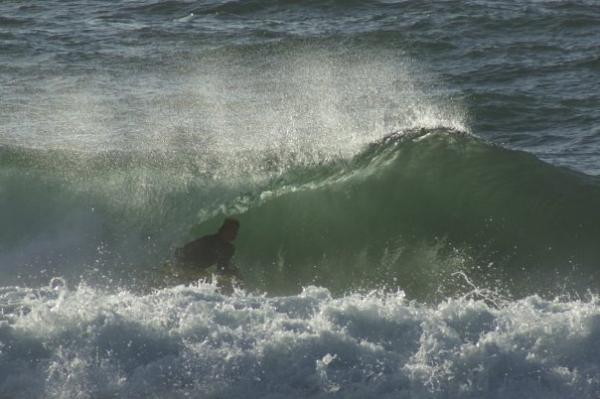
(3, 281, 600, 399)
(2, 1, 600, 398)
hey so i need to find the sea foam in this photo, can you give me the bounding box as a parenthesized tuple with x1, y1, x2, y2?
(1, 281, 599, 398)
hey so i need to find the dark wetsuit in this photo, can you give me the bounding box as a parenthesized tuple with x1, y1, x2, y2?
(176, 234, 236, 275)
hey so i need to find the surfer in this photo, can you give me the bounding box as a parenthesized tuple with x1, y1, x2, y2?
(174, 218, 241, 278)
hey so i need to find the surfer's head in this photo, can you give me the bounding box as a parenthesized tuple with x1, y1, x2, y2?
(218, 217, 240, 242)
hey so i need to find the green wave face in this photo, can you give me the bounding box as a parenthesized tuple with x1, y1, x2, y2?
(2, 129, 600, 298)
(194, 129, 600, 298)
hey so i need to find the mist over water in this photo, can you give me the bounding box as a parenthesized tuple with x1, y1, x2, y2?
(2, 0, 600, 398)
(0, 47, 468, 288)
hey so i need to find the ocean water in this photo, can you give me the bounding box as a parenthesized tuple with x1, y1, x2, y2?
(1, 1, 600, 398)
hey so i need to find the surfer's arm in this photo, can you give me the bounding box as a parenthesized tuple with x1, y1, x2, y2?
(216, 258, 238, 276)
(217, 264, 241, 279)
(215, 243, 239, 276)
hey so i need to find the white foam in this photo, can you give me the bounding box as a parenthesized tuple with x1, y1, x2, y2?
(1, 282, 599, 398)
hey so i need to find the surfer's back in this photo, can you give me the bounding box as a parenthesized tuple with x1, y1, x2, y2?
(177, 233, 234, 270)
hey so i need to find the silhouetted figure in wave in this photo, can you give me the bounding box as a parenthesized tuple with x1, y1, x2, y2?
(175, 218, 241, 278)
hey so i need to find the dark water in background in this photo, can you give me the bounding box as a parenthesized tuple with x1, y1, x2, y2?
(2, 1, 599, 169)
(2, 1, 600, 398)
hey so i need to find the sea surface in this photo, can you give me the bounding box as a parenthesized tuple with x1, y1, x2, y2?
(1, 1, 600, 398)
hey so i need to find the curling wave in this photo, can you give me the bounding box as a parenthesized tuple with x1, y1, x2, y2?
(194, 129, 600, 297)
(2, 129, 600, 297)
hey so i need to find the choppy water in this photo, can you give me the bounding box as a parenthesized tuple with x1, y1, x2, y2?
(1, 1, 600, 398)
(3, 282, 600, 399)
